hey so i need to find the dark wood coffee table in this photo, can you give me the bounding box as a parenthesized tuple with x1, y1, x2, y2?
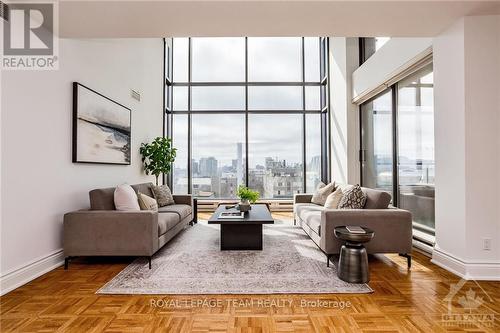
(208, 204, 274, 250)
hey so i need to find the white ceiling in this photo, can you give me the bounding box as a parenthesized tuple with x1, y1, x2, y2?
(58, 0, 500, 38)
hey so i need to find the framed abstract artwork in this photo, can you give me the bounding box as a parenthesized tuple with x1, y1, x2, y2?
(72, 82, 131, 165)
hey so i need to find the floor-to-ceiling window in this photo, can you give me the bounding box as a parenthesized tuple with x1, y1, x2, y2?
(360, 90, 394, 197)
(360, 63, 435, 245)
(397, 65, 435, 243)
(164, 37, 329, 199)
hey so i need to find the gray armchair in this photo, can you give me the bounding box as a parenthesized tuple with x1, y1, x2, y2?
(63, 183, 193, 269)
(294, 187, 413, 268)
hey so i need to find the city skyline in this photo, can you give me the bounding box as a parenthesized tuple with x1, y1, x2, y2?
(173, 141, 321, 198)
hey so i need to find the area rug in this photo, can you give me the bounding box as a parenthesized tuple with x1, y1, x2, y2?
(98, 221, 373, 294)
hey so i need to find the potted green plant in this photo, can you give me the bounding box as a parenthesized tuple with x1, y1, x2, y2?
(236, 185, 260, 212)
(140, 137, 177, 185)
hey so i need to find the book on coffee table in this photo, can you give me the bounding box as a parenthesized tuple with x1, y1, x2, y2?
(346, 226, 366, 234)
(219, 211, 245, 219)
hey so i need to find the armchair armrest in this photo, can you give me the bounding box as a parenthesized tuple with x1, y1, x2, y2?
(173, 194, 193, 206)
(294, 194, 313, 204)
(63, 210, 159, 256)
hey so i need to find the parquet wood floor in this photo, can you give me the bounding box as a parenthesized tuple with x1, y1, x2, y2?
(1, 213, 499, 332)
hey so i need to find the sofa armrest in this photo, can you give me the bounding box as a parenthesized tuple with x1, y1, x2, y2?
(63, 210, 159, 256)
(320, 208, 413, 253)
(173, 194, 193, 206)
(294, 194, 313, 204)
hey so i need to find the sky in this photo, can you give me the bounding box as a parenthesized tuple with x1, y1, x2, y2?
(171, 37, 323, 169)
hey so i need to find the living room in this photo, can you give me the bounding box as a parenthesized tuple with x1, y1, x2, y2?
(1, 1, 499, 332)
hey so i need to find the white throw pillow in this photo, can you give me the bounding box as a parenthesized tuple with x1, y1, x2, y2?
(311, 181, 336, 206)
(114, 184, 140, 211)
(324, 187, 344, 209)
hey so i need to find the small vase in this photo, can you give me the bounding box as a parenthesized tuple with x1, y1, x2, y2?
(238, 199, 251, 212)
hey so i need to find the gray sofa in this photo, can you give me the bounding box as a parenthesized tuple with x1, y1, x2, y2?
(294, 186, 413, 268)
(63, 183, 193, 269)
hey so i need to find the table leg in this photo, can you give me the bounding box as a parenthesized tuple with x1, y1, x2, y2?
(220, 224, 263, 250)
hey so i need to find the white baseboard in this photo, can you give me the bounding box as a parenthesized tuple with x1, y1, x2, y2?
(431, 247, 500, 281)
(0, 249, 65, 296)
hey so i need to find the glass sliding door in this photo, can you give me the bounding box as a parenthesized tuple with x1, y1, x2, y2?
(397, 64, 435, 237)
(359, 63, 436, 245)
(360, 90, 394, 197)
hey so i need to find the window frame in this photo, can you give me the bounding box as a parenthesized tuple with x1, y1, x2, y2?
(164, 37, 331, 199)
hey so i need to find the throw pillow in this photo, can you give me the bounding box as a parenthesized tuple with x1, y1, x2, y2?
(311, 181, 336, 206)
(114, 184, 140, 211)
(137, 192, 159, 211)
(151, 184, 175, 207)
(324, 187, 344, 209)
(338, 184, 367, 209)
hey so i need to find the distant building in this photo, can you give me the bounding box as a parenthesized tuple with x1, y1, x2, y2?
(219, 172, 238, 198)
(199, 157, 218, 177)
(191, 159, 199, 176)
(236, 142, 243, 188)
(263, 157, 302, 198)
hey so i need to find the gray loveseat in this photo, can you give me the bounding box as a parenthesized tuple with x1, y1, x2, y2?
(63, 183, 193, 269)
(294, 186, 413, 268)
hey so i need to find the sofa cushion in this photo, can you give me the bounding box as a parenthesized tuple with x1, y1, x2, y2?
(152, 185, 175, 207)
(158, 212, 180, 236)
(324, 187, 344, 209)
(89, 183, 154, 210)
(114, 184, 140, 211)
(295, 203, 323, 219)
(131, 183, 155, 198)
(89, 187, 116, 210)
(311, 182, 336, 206)
(362, 187, 392, 209)
(338, 184, 366, 209)
(138, 192, 158, 211)
(158, 204, 192, 220)
(303, 210, 322, 236)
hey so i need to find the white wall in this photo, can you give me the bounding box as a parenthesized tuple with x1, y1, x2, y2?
(0, 38, 163, 293)
(329, 37, 360, 185)
(352, 37, 432, 102)
(433, 18, 468, 261)
(432, 15, 500, 280)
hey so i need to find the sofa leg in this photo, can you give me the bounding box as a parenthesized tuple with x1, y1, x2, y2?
(399, 253, 411, 269)
(326, 254, 331, 267)
(193, 198, 198, 224)
(64, 257, 70, 270)
(148, 257, 152, 269)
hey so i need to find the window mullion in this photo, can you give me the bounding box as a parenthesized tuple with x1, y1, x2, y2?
(245, 37, 249, 188)
(302, 37, 307, 194)
(187, 37, 192, 195)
